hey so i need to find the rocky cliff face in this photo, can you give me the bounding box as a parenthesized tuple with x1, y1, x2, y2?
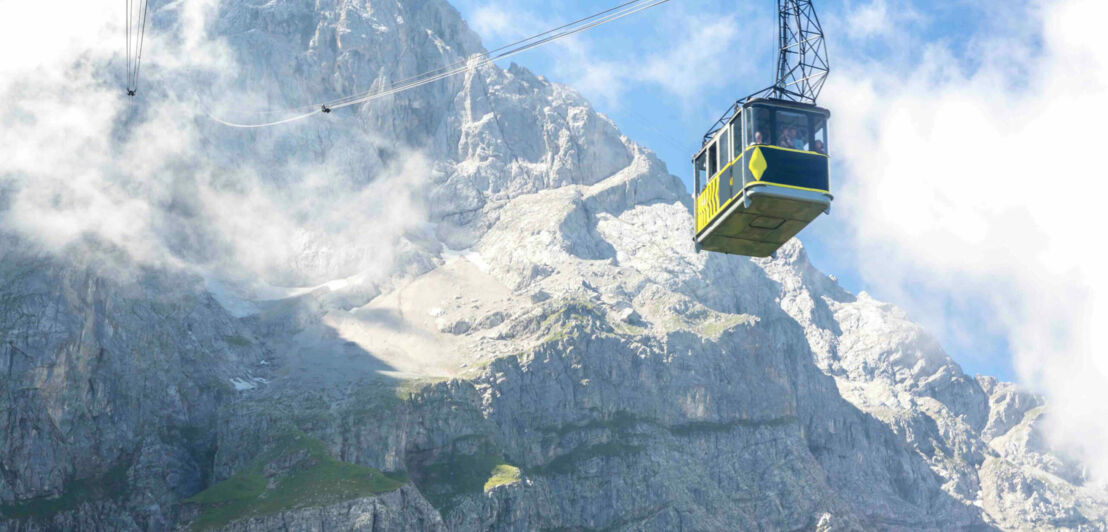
(1, 0, 1106, 530)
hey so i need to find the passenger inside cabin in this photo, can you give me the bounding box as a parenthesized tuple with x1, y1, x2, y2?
(793, 129, 808, 150)
(813, 140, 826, 154)
(751, 130, 765, 146)
(778, 127, 795, 149)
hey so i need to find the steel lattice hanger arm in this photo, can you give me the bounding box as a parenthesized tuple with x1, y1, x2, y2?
(702, 0, 830, 143)
(771, 0, 829, 103)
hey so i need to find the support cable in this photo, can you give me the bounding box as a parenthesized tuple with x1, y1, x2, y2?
(124, 0, 150, 96)
(329, 0, 669, 110)
(213, 0, 656, 119)
(133, 0, 149, 93)
(126, 0, 131, 91)
(322, 0, 654, 109)
(208, 0, 673, 128)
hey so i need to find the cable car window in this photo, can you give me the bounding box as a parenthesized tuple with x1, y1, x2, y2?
(776, 110, 810, 151)
(747, 107, 770, 146)
(718, 129, 731, 168)
(731, 119, 742, 158)
(812, 116, 828, 155)
(695, 153, 706, 193)
(708, 142, 719, 177)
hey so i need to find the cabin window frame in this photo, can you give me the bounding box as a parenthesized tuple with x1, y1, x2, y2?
(694, 152, 707, 194)
(744, 102, 830, 155)
(773, 109, 811, 151)
(745, 105, 773, 147)
(811, 114, 829, 155)
(708, 141, 718, 177)
(719, 128, 732, 171)
(730, 113, 743, 160)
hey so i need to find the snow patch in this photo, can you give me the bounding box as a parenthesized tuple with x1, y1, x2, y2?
(465, 251, 490, 272)
(230, 378, 257, 391)
(441, 245, 490, 273)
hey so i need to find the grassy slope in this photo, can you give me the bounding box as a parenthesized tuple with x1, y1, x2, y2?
(185, 432, 405, 531)
(483, 464, 522, 491)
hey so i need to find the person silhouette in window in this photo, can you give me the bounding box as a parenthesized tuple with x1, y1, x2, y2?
(794, 129, 808, 150)
(751, 130, 765, 146)
(813, 140, 826, 154)
(778, 127, 795, 149)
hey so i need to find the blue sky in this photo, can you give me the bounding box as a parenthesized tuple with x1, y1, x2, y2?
(450, 0, 1051, 382)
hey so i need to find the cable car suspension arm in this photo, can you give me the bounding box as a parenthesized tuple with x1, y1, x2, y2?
(702, 0, 829, 142)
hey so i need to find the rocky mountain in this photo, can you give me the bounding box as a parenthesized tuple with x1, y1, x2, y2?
(1, 0, 1106, 530)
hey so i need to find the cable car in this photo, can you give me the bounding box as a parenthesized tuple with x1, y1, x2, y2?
(692, 0, 831, 257)
(693, 99, 831, 257)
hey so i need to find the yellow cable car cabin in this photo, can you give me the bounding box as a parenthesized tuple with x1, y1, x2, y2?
(693, 99, 832, 257)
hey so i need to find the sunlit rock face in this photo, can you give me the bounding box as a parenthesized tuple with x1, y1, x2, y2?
(1, 0, 1105, 530)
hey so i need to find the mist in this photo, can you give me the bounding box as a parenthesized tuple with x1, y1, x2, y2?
(0, 0, 430, 290)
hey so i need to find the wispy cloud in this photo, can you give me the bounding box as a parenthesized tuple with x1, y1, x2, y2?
(0, 0, 428, 288)
(469, 4, 518, 40)
(459, 1, 763, 109)
(637, 17, 740, 100)
(823, 0, 1108, 478)
(839, 0, 924, 41)
(845, 0, 896, 39)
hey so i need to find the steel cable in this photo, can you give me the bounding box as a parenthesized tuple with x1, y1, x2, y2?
(209, 0, 673, 128)
(126, 0, 131, 90)
(124, 0, 149, 94)
(330, 0, 670, 110)
(322, 0, 652, 109)
(133, 0, 149, 93)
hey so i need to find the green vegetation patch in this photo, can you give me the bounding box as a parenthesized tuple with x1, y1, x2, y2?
(483, 464, 522, 491)
(669, 415, 798, 436)
(537, 442, 643, 476)
(645, 295, 756, 338)
(225, 335, 253, 347)
(417, 452, 506, 510)
(539, 300, 609, 344)
(541, 410, 641, 438)
(393, 377, 447, 400)
(412, 444, 524, 512)
(0, 461, 129, 521)
(698, 314, 756, 338)
(185, 432, 404, 531)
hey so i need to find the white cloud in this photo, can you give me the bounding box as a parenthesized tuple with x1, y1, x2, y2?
(459, 1, 761, 109)
(470, 5, 517, 40)
(638, 18, 740, 99)
(0, 0, 428, 288)
(845, 0, 894, 39)
(840, 0, 923, 41)
(0, 0, 111, 74)
(824, 0, 1108, 478)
